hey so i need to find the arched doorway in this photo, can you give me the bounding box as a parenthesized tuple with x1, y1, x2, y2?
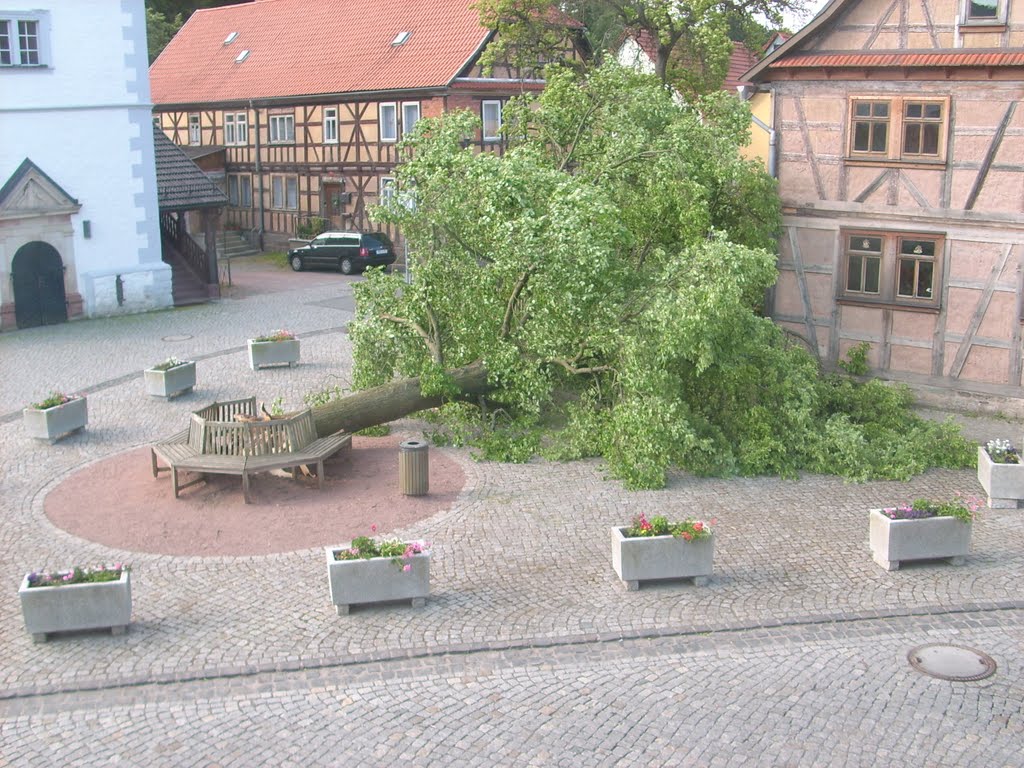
(12, 241, 67, 329)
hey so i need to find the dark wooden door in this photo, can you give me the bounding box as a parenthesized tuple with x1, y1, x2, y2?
(12, 241, 67, 329)
(323, 183, 343, 229)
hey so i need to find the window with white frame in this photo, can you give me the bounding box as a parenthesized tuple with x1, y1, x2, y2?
(482, 100, 502, 141)
(379, 102, 398, 142)
(961, 0, 1008, 23)
(324, 107, 338, 143)
(380, 176, 397, 206)
(0, 12, 49, 67)
(269, 113, 294, 143)
(224, 112, 247, 145)
(841, 230, 943, 308)
(402, 102, 420, 137)
(188, 114, 201, 145)
(271, 175, 298, 209)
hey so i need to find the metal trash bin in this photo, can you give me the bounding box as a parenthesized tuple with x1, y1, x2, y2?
(398, 439, 429, 496)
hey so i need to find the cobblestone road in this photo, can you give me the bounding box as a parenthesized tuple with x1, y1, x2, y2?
(1, 259, 1021, 766)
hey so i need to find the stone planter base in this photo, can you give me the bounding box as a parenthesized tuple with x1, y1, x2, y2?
(611, 526, 714, 590)
(326, 543, 430, 614)
(248, 339, 300, 370)
(144, 361, 196, 398)
(19, 570, 132, 643)
(869, 509, 971, 571)
(22, 396, 88, 443)
(977, 446, 1024, 509)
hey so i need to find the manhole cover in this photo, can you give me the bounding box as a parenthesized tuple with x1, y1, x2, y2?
(908, 644, 997, 681)
(162, 334, 193, 342)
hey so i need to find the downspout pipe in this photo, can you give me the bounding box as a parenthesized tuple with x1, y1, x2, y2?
(251, 99, 265, 249)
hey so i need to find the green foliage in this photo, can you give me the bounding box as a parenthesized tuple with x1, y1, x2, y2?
(350, 59, 971, 489)
(911, 497, 978, 524)
(146, 7, 183, 63)
(624, 513, 714, 539)
(838, 341, 871, 376)
(296, 217, 329, 240)
(357, 425, 391, 437)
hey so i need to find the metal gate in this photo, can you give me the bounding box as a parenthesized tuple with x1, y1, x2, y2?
(12, 241, 68, 329)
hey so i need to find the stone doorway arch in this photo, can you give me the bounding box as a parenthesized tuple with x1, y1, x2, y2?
(12, 241, 68, 329)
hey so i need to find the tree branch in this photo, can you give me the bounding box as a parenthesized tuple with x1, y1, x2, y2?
(379, 313, 443, 365)
(500, 268, 534, 338)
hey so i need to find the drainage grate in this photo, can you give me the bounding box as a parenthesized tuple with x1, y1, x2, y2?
(908, 644, 997, 682)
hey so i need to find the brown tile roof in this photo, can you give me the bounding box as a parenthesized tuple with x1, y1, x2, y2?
(153, 126, 227, 210)
(769, 51, 1024, 69)
(150, 0, 494, 105)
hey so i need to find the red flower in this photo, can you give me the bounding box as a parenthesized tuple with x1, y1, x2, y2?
(693, 522, 703, 532)
(682, 532, 693, 541)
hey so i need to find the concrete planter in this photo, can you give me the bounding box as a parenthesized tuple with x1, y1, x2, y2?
(869, 509, 971, 571)
(248, 338, 300, 370)
(977, 446, 1024, 509)
(22, 396, 88, 442)
(326, 542, 430, 614)
(19, 570, 132, 643)
(144, 361, 196, 398)
(611, 526, 714, 590)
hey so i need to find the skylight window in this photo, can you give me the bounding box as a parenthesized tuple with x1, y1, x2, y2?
(392, 31, 411, 46)
(223, 31, 238, 45)
(234, 49, 249, 63)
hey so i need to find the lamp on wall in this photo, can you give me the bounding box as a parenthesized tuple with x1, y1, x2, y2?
(82, 220, 92, 239)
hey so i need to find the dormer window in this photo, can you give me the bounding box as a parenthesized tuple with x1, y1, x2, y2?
(392, 31, 411, 46)
(223, 31, 239, 45)
(234, 49, 249, 64)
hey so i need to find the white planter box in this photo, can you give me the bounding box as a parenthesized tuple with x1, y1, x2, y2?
(144, 361, 196, 398)
(326, 542, 430, 614)
(19, 570, 132, 643)
(611, 526, 714, 591)
(248, 339, 300, 370)
(22, 396, 88, 442)
(977, 446, 1024, 509)
(869, 508, 971, 571)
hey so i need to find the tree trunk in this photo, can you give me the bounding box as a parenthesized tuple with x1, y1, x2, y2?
(312, 360, 491, 437)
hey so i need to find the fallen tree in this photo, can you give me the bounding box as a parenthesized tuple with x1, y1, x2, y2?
(315, 61, 973, 489)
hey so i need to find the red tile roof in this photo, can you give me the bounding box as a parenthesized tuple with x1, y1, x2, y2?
(150, 0, 495, 105)
(769, 51, 1024, 69)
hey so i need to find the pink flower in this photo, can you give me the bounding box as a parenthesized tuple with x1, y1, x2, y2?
(371, 524, 377, 533)
(402, 564, 412, 572)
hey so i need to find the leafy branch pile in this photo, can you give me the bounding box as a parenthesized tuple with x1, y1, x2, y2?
(350, 62, 973, 489)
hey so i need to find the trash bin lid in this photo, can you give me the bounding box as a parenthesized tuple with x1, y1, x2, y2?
(399, 439, 428, 451)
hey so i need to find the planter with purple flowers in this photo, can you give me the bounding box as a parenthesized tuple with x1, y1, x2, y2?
(977, 441, 1024, 509)
(869, 499, 975, 571)
(23, 392, 87, 442)
(19, 565, 132, 643)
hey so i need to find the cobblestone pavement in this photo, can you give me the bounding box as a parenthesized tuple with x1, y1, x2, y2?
(1, 260, 1022, 765)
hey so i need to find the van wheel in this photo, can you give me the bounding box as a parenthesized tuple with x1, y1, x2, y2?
(290, 255, 303, 272)
(340, 258, 355, 275)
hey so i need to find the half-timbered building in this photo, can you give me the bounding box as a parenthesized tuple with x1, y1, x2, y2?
(746, 0, 1024, 398)
(149, 0, 586, 251)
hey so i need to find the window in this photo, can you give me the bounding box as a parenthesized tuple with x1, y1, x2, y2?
(848, 97, 949, 164)
(224, 112, 247, 145)
(841, 230, 943, 308)
(380, 103, 397, 142)
(380, 176, 396, 206)
(271, 175, 298, 209)
(961, 0, 1008, 23)
(269, 113, 294, 143)
(482, 100, 502, 141)
(324, 107, 338, 144)
(0, 13, 48, 67)
(188, 114, 201, 145)
(227, 174, 252, 208)
(401, 102, 420, 137)
(152, 115, 161, 129)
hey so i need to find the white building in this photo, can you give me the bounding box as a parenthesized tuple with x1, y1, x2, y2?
(0, 0, 171, 330)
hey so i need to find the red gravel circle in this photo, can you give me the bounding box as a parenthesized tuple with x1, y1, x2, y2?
(44, 435, 465, 557)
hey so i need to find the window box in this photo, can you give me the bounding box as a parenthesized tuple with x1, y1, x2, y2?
(23, 395, 87, 442)
(144, 360, 196, 399)
(610, 526, 713, 590)
(325, 542, 430, 614)
(19, 569, 131, 643)
(868, 509, 971, 571)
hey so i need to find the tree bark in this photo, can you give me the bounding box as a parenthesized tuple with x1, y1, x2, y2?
(312, 361, 491, 437)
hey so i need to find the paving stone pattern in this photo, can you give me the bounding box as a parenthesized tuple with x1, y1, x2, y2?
(1, 262, 1022, 765)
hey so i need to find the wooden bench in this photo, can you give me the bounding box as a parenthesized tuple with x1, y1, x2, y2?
(151, 399, 351, 503)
